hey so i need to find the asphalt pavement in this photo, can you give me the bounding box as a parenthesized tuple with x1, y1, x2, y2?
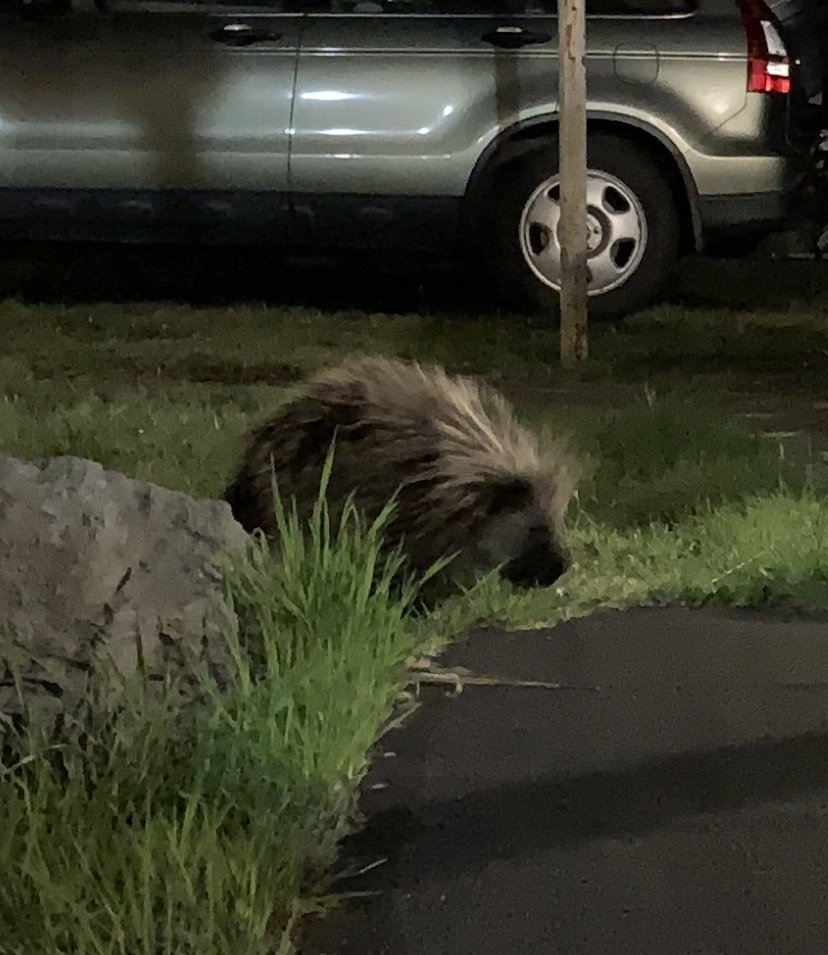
(301, 605, 828, 955)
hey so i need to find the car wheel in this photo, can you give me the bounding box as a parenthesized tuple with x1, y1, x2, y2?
(488, 133, 681, 319)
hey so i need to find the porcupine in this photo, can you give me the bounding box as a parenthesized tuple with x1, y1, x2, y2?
(223, 355, 579, 594)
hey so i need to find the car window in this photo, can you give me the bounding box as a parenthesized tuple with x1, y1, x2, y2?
(2, 0, 289, 12)
(586, 0, 695, 12)
(117, 0, 287, 8)
(290, 0, 695, 14)
(1, 0, 695, 11)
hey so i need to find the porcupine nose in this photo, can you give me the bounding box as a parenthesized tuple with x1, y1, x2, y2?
(500, 525, 569, 589)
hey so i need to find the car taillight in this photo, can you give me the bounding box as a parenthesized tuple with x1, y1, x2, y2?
(736, 0, 791, 95)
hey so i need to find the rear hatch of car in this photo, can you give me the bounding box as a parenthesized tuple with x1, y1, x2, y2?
(595, 0, 809, 154)
(725, 0, 818, 153)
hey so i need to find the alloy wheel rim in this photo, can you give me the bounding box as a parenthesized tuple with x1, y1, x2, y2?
(518, 169, 648, 296)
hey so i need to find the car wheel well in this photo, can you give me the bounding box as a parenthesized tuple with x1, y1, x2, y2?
(464, 118, 696, 257)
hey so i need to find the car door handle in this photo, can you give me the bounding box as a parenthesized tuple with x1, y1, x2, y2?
(210, 23, 283, 46)
(481, 26, 553, 49)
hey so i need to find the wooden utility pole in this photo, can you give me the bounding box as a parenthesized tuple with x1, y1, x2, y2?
(557, 0, 588, 367)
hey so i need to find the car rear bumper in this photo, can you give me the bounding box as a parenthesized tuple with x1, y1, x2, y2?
(698, 182, 808, 244)
(696, 150, 814, 248)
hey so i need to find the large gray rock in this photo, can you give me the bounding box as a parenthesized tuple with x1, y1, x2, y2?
(0, 454, 249, 730)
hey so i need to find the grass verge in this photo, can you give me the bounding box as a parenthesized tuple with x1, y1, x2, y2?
(3, 269, 828, 951)
(0, 460, 446, 955)
(2, 389, 826, 954)
(7, 255, 828, 396)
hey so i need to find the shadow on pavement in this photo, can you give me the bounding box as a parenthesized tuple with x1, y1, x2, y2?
(345, 729, 828, 891)
(302, 606, 828, 955)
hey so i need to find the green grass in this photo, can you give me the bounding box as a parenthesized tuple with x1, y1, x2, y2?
(4, 256, 828, 952)
(573, 391, 814, 527)
(0, 461, 446, 955)
(5, 254, 828, 397)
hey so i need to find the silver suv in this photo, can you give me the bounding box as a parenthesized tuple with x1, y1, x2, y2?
(0, 0, 812, 317)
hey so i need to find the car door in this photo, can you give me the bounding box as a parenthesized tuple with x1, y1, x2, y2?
(288, 0, 560, 251)
(0, 0, 300, 244)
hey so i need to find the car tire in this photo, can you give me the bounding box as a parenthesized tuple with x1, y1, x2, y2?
(487, 133, 681, 319)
